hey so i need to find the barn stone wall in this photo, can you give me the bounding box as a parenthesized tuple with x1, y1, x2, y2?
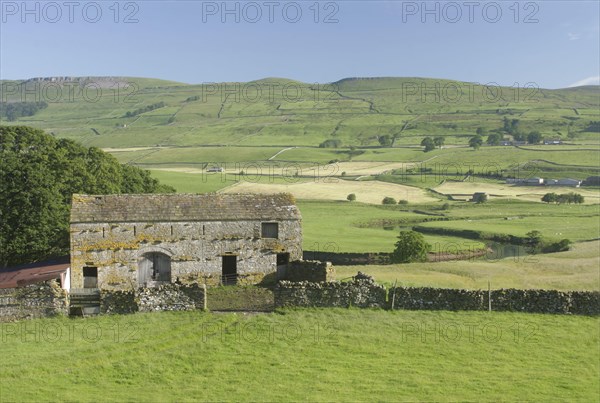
(70, 220, 302, 290)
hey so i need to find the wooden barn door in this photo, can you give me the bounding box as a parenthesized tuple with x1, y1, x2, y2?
(139, 253, 171, 287)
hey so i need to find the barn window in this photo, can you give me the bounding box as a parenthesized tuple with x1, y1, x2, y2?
(138, 252, 171, 287)
(261, 222, 279, 239)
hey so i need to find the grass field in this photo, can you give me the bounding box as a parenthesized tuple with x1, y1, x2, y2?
(222, 179, 440, 205)
(434, 181, 600, 203)
(297, 200, 487, 253)
(417, 215, 600, 242)
(1, 309, 598, 402)
(335, 240, 600, 291)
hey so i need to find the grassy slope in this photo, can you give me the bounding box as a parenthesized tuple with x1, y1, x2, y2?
(0, 309, 598, 402)
(3, 77, 598, 149)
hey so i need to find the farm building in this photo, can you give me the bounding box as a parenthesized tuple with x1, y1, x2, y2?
(69, 193, 302, 291)
(506, 177, 544, 185)
(583, 176, 600, 186)
(0, 257, 70, 290)
(545, 178, 582, 187)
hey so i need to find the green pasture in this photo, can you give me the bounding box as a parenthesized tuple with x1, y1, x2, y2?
(0, 309, 597, 402)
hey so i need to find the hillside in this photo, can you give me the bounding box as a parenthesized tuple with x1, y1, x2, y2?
(1, 76, 598, 149)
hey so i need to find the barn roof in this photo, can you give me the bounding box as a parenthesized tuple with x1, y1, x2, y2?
(70, 193, 301, 223)
(0, 257, 69, 289)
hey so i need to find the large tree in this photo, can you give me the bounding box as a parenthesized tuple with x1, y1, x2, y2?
(0, 126, 175, 267)
(390, 230, 431, 263)
(468, 135, 483, 150)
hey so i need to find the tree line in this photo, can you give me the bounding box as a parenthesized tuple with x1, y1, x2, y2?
(0, 102, 48, 121)
(124, 101, 166, 118)
(541, 192, 585, 204)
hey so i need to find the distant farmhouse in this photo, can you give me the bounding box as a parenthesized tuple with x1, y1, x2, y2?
(69, 193, 302, 290)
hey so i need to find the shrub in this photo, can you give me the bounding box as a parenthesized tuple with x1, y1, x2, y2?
(319, 139, 342, 148)
(382, 197, 397, 205)
(347, 193, 356, 201)
(398, 199, 409, 205)
(472, 193, 488, 203)
(542, 239, 572, 253)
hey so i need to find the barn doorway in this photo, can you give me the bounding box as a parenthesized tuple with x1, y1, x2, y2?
(221, 255, 237, 285)
(82, 267, 98, 288)
(138, 252, 171, 287)
(277, 252, 290, 267)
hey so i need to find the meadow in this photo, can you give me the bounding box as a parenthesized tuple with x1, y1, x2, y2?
(335, 240, 600, 291)
(0, 309, 598, 402)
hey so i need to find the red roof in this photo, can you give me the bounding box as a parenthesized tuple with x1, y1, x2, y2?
(0, 257, 69, 289)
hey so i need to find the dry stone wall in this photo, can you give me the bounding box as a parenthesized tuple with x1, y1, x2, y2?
(276, 260, 335, 282)
(0, 280, 68, 322)
(274, 275, 599, 315)
(275, 277, 387, 308)
(100, 283, 207, 314)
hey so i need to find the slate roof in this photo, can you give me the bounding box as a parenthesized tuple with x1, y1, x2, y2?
(70, 193, 301, 223)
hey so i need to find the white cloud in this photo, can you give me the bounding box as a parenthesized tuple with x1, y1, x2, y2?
(567, 32, 581, 40)
(568, 76, 600, 87)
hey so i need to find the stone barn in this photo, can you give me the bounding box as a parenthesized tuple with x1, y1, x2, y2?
(69, 193, 302, 290)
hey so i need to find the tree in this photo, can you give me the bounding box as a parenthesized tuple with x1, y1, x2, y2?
(347, 193, 356, 201)
(541, 193, 558, 204)
(572, 193, 585, 204)
(378, 135, 392, 147)
(433, 136, 445, 149)
(503, 117, 520, 135)
(469, 135, 483, 150)
(525, 230, 543, 254)
(0, 126, 175, 268)
(421, 137, 435, 152)
(382, 197, 397, 205)
(486, 133, 502, 146)
(476, 127, 486, 136)
(527, 131, 543, 144)
(390, 231, 431, 263)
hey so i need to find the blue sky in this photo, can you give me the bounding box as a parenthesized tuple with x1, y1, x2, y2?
(1, 1, 598, 88)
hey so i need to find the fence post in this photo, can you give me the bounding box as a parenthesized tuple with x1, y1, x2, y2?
(202, 283, 207, 311)
(391, 279, 398, 310)
(488, 281, 492, 312)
